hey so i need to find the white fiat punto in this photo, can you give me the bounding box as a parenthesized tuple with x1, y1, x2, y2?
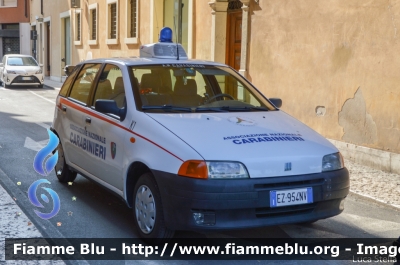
(51, 28, 349, 241)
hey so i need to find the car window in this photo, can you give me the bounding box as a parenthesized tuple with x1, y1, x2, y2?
(69, 64, 101, 104)
(7, 56, 38, 66)
(92, 64, 126, 109)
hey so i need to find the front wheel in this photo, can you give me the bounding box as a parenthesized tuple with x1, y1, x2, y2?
(4, 83, 11, 88)
(54, 143, 77, 183)
(37, 84, 43, 88)
(133, 172, 174, 243)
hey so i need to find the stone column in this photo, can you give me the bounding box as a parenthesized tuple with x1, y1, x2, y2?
(239, 0, 250, 78)
(208, 0, 229, 63)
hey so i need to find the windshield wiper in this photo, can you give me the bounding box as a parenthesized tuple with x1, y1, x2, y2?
(142, 105, 192, 112)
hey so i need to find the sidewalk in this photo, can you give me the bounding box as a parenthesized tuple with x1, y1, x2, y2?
(0, 78, 65, 264)
(43, 77, 63, 90)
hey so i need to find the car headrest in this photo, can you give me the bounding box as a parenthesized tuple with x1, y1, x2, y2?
(141, 73, 160, 89)
(174, 79, 197, 95)
(114, 77, 124, 94)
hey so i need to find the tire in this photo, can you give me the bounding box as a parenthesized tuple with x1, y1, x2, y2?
(133, 172, 174, 243)
(37, 84, 43, 88)
(54, 143, 77, 183)
(4, 83, 10, 88)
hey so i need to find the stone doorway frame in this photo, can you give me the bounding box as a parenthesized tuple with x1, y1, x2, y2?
(209, 0, 251, 77)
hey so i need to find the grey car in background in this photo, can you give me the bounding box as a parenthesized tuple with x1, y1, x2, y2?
(0, 54, 44, 88)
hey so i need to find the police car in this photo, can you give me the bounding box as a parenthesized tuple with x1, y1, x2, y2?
(51, 28, 349, 241)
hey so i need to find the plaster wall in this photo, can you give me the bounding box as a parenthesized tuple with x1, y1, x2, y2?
(69, 0, 153, 64)
(19, 23, 30, 55)
(30, 0, 70, 81)
(246, 0, 400, 153)
(193, 0, 212, 61)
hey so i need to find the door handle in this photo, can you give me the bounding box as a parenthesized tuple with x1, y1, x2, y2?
(85, 117, 91, 124)
(62, 106, 67, 112)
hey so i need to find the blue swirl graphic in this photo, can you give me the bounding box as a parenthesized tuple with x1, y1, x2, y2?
(28, 179, 60, 220)
(33, 129, 59, 176)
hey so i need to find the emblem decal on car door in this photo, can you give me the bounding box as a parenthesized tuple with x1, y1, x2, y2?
(111, 142, 116, 159)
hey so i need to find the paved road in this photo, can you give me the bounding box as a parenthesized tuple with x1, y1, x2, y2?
(0, 85, 399, 265)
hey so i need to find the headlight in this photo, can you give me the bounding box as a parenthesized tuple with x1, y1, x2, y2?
(178, 160, 249, 179)
(35, 69, 42, 74)
(5, 70, 16, 74)
(322, 152, 344, 172)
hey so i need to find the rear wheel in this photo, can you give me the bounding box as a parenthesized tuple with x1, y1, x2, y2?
(55, 143, 77, 183)
(133, 172, 174, 243)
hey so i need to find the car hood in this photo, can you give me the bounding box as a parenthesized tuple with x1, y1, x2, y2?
(6, 65, 40, 74)
(146, 111, 339, 178)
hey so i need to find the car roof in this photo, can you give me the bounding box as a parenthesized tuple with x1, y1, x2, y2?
(78, 57, 227, 67)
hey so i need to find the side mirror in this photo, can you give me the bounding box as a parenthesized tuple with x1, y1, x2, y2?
(269, 98, 282, 108)
(95, 99, 126, 121)
(64, 65, 76, 76)
(39, 63, 44, 67)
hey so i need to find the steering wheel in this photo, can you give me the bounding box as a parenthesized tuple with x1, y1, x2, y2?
(205, 93, 235, 103)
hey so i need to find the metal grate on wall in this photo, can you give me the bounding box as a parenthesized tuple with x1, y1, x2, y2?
(110, 3, 117, 39)
(130, 0, 137, 38)
(76, 13, 81, 41)
(91, 9, 97, 40)
(2, 38, 20, 55)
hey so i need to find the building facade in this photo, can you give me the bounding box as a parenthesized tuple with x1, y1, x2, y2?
(0, 0, 31, 58)
(30, 0, 400, 171)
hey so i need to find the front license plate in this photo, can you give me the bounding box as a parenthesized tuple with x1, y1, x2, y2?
(22, 77, 32, 80)
(270, 188, 313, 207)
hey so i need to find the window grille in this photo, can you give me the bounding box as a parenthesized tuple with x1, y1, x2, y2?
(130, 0, 137, 38)
(91, 9, 97, 40)
(76, 13, 81, 41)
(110, 3, 117, 39)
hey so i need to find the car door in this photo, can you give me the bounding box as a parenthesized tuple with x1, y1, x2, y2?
(85, 63, 127, 190)
(61, 63, 102, 171)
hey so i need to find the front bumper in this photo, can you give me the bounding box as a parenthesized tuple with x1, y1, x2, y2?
(4, 74, 43, 86)
(153, 168, 349, 231)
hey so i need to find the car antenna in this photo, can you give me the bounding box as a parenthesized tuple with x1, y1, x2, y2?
(174, 18, 179, 61)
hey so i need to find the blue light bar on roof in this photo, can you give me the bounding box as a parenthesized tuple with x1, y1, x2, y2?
(159, 27, 173, 43)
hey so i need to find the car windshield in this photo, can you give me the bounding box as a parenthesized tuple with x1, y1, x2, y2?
(130, 65, 275, 113)
(7, 56, 38, 66)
